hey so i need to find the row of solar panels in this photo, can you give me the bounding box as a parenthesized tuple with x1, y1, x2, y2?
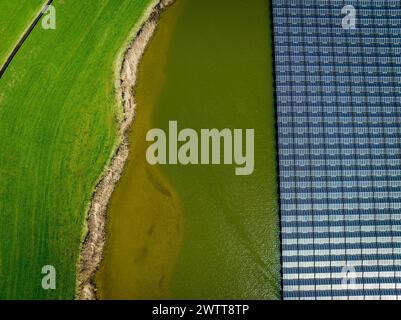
(272, 0, 401, 299)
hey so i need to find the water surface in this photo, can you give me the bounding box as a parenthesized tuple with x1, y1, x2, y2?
(97, 0, 280, 299)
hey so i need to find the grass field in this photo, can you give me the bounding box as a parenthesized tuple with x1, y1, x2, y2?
(0, 0, 44, 68)
(0, 0, 155, 299)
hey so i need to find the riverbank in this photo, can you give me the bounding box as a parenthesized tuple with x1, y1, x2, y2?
(95, 0, 184, 299)
(77, 0, 175, 300)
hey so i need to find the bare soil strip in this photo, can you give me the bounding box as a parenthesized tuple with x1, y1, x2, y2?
(0, 0, 53, 79)
(77, 0, 175, 300)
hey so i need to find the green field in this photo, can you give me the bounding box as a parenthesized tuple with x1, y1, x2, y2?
(0, 0, 155, 299)
(0, 0, 44, 67)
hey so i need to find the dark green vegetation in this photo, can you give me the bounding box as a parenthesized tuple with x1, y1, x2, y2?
(0, 0, 44, 67)
(0, 0, 155, 299)
(98, 0, 280, 299)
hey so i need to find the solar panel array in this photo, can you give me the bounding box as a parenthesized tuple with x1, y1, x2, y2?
(272, 0, 401, 299)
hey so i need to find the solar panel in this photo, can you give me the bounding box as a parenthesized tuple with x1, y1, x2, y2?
(272, 0, 401, 299)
